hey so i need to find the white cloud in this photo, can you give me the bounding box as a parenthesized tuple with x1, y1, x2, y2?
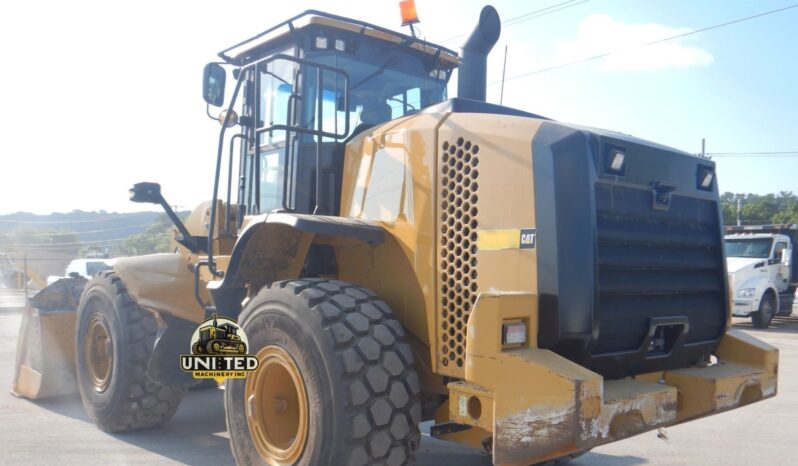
(554, 14, 714, 71)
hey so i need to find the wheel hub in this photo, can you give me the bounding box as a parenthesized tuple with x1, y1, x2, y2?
(84, 314, 113, 392)
(245, 345, 309, 465)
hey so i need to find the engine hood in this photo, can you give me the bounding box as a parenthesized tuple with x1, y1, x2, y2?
(726, 257, 766, 273)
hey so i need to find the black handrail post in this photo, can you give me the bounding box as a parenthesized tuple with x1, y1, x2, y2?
(226, 134, 245, 236)
(254, 63, 262, 215)
(314, 67, 323, 214)
(207, 69, 245, 278)
(282, 92, 297, 212)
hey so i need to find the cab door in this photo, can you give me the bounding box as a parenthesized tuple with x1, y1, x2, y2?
(773, 240, 790, 292)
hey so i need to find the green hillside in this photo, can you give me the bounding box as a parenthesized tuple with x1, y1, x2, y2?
(0, 210, 186, 282)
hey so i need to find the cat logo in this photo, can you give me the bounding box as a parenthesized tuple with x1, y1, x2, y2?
(519, 228, 537, 249)
(180, 313, 258, 382)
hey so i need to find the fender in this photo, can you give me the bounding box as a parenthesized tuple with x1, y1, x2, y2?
(768, 287, 780, 311)
(737, 275, 779, 308)
(209, 212, 384, 316)
(114, 253, 206, 323)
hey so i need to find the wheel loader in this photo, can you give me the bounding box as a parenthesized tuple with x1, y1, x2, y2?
(13, 4, 778, 466)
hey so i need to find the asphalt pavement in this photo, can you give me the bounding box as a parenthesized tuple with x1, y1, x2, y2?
(1, 310, 795, 465)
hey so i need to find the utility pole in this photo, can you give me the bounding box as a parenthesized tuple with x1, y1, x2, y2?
(736, 196, 743, 226)
(23, 251, 28, 299)
(500, 45, 508, 106)
(701, 138, 706, 157)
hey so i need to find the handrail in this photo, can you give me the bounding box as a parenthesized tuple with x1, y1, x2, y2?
(226, 134, 246, 236)
(206, 67, 245, 278)
(206, 53, 350, 279)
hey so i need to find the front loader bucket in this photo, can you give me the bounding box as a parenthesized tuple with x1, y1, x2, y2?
(11, 277, 86, 399)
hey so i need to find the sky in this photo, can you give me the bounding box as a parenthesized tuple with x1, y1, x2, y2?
(0, 0, 796, 215)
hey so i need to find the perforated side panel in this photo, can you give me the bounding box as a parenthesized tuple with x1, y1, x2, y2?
(438, 137, 479, 376)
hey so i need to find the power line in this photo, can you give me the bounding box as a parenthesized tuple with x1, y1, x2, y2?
(494, 3, 798, 84)
(4, 237, 132, 248)
(438, 0, 591, 44)
(0, 212, 163, 225)
(20, 221, 172, 236)
(504, 0, 591, 27)
(2, 257, 87, 262)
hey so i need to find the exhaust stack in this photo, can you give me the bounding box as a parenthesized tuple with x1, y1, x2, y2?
(458, 5, 501, 102)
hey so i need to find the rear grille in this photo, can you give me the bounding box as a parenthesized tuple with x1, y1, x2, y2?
(593, 183, 726, 355)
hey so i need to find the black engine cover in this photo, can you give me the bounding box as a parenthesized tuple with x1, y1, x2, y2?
(532, 121, 728, 379)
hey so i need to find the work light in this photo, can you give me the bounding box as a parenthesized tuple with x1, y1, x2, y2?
(605, 148, 626, 175)
(697, 166, 715, 191)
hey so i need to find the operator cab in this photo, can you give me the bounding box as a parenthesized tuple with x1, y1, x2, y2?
(203, 10, 458, 221)
(725, 233, 791, 264)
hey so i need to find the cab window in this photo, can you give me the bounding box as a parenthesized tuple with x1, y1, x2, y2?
(388, 88, 421, 119)
(257, 58, 298, 146)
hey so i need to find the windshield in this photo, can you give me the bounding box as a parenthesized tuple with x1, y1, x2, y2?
(307, 45, 449, 128)
(85, 261, 112, 276)
(725, 238, 773, 258)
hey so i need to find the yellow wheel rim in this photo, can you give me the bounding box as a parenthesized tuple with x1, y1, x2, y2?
(245, 345, 309, 465)
(84, 314, 113, 392)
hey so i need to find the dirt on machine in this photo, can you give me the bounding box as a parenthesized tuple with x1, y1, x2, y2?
(13, 2, 778, 466)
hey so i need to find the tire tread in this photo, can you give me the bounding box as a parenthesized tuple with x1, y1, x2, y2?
(77, 271, 183, 432)
(231, 278, 421, 466)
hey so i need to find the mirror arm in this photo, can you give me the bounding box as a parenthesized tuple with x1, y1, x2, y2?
(157, 198, 192, 241)
(206, 103, 218, 121)
(154, 195, 207, 253)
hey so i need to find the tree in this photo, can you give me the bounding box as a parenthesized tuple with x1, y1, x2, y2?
(719, 192, 798, 226)
(117, 214, 182, 256)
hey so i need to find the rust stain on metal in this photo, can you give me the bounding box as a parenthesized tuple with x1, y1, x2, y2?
(580, 390, 676, 442)
(494, 404, 578, 465)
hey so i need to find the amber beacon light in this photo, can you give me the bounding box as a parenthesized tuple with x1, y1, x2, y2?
(399, 0, 420, 25)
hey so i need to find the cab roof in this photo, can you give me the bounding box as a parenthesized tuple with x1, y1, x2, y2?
(725, 224, 798, 233)
(218, 9, 460, 67)
(725, 233, 787, 240)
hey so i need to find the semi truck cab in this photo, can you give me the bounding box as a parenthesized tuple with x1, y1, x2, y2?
(725, 224, 798, 328)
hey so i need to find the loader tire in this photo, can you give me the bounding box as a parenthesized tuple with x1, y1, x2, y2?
(752, 292, 776, 329)
(75, 271, 183, 432)
(225, 279, 422, 466)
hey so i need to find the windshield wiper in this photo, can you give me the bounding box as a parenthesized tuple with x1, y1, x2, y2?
(353, 56, 398, 90)
(387, 96, 417, 111)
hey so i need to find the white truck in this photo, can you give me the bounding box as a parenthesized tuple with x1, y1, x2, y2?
(725, 224, 798, 328)
(45, 258, 115, 285)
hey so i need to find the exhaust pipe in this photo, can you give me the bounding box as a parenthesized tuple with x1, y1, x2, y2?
(458, 5, 501, 102)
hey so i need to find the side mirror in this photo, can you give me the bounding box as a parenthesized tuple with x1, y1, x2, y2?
(128, 181, 207, 253)
(784, 250, 792, 267)
(203, 63, 226, 107)
(129, 182, 163, 204)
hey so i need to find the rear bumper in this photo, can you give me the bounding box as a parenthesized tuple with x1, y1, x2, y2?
(437, 293, 778, 466)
